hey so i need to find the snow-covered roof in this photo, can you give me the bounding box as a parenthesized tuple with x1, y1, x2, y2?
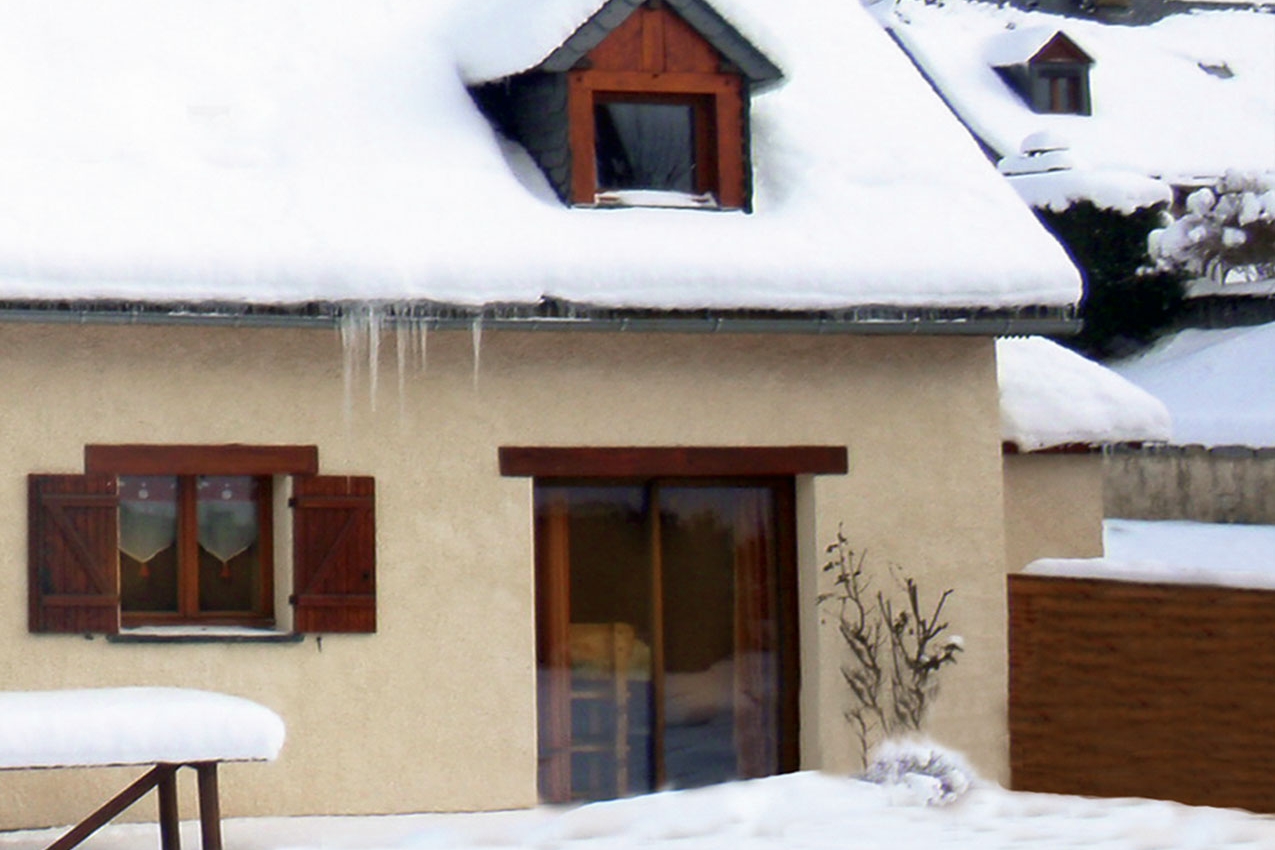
(1004, 168, 1174, 214)
(0, 0, 1081, 314)
(985, 27, 1090, 67)
(0, 687, 285, 770)
(997, 336, 1172, 451)
(877, 0, 1275, 184)
(1027, 518, 1275, 589)
(1111, 321, 1275, 447)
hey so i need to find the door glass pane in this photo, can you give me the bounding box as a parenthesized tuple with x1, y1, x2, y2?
(536, 485, 654, 802)
(535, 481, 786, 804)
(660, 486, 780, 788)
(119, 476, 179, 613)
(595, 102, 695, 193)
(196, 476, 261, 613)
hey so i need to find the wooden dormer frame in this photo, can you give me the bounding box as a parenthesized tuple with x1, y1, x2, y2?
(566, 3, 750, 208)
(469, 0, 780, 211)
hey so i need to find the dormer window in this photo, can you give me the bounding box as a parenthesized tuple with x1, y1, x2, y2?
(991, 30, 1094, 116)
(471, 0, 781, 212)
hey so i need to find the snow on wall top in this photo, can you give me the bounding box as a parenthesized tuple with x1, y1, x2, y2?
(1111, 321, 1275, 447)
(0, 0, 1081, 311)
(878, 0, 1275, 183)
(0, 687, 285, 769)
(998, 336, 1172, 450)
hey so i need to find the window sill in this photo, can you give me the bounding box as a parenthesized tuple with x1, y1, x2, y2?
(592, 190, 719, 210)
(107, 626, 304, 644)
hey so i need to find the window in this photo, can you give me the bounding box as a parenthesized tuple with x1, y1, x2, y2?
(570, 74, 742, 209)
(469, 0, 780, 211)
(500, 445, 848, 803)
(118, 474, 273, 626)
(29, 445, 376, 635)
(1045, 72, 1082, 114)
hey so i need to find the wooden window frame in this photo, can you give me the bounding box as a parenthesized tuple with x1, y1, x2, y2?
(568, 70, 745, 209)
(31, 445, 377, 635)
(117, 474, 275, 629)
(88, 445, 309, 629)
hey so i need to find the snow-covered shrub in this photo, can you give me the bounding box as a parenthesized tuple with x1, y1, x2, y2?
(818, 529, 962, 768)
(1150, 171, 1275, 286)
(863, 738, 976, 806)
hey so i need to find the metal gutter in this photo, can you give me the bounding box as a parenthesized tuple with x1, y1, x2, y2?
(0, 301, 1079, 336)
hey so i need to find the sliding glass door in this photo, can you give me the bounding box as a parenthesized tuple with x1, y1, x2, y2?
(535, 480, 797, 803)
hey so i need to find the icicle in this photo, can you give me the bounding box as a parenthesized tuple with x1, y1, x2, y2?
(471, 316, 483, 388)
(417, 319, 428, 375)
(367, 306, 382, 412)
(339, 311, 360, 427)
(396, 315, 409, 418)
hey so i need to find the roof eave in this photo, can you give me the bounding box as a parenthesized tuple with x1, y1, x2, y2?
(0, 300, 1080, 336)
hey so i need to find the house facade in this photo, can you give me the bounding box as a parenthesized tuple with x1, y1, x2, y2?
(0, 0, 1083, 829)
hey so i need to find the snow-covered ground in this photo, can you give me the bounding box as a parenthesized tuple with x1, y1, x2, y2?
(4, 770, 1275, 849)
(1111, 321, 1275, 447)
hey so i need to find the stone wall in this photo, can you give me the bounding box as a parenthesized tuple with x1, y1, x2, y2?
(1104, 444, 1275, 524)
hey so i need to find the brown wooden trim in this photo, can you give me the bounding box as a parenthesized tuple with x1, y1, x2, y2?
(568, 75, 596, 205)
(648, 483, 667, 788)
(85, 445, 318, 476)
(774, 480, 801, 774)
(500, 446, 848, 478)
(1002, 441, 1101, 456)
(178, 476, 199, 619)
(575, 69, 736, 95)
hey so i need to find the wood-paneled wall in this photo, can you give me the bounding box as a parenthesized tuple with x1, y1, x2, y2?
(1009, 573, 1275, 813)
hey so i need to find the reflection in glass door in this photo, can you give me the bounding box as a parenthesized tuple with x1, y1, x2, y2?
(535, 480, 797, 803)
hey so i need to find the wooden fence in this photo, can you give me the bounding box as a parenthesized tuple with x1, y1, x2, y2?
(1008, 573, 1275, 813)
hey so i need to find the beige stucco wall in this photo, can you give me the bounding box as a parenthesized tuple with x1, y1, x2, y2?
(1003, 452, 1105, 574)
(0, 323, 1008, 830)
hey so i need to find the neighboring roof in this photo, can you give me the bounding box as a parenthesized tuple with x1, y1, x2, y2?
(997, 336, 1172, 451)
(531, 0, 783, 84)
(1111, 321, 1275, 447)
(986, 27, 1093, 66)
(0, 0, 1081, 315)
(876, 0, 1275, 183)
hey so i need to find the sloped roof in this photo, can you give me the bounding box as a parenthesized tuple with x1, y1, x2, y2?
(877, 0, 1275, 182)
(1111, 321, 1275, 447)
(533, 0, 783, 84)
(986, 27, 1093, 67)
(998, 336, 1172, 451)
(0, 0, 1081, 315)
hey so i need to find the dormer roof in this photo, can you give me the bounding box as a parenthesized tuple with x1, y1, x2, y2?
(989, 28, 1094, 68)
(534, 0, 782, 84)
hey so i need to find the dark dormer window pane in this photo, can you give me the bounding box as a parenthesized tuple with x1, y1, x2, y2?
(595, 102, 695, 193)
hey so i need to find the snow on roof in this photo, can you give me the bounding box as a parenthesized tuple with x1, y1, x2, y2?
(0, 0, 1081, 312)
(1024, 518, 1275, 590)
(877, 0, 1275, 184)
(1005, 168, 1174, 213)
(0, 687, 285, 770)
(984, 27, 1083, 67)
(997, 336, 1172, 451)
(1111, 321, 1275, 447)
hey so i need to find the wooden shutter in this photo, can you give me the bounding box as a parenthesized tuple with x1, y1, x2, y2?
(29, 474, 120, 634)
(291, 475, 376, 633)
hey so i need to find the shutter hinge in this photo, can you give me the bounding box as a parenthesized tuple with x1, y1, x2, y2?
(288, 594, 297, 606)
(287, 497, 297, 508)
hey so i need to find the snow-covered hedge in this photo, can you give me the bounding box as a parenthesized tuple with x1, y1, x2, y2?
(1151, 171, 1275, 286)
